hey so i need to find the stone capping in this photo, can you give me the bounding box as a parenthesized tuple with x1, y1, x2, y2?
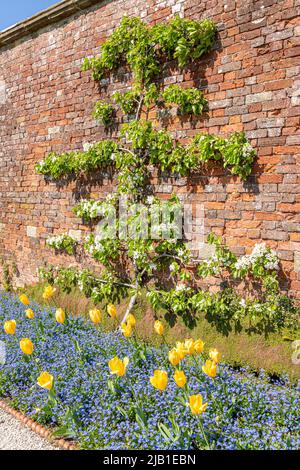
(0, 0, 105, 47)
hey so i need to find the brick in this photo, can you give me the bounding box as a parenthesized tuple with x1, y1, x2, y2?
(198, 243, 216, 260)
(246, 92, 273, 104)
(26, 226, 37, 238)
(265, 30, 293, 43)
(218, 61, 241, 74)
(256, 117, 284, 128)
(209, 99, 232, 109)
(261, 230, 289, 241)
(68, 229, 82, 241)
(264, 79, 293, 91)
(294, 252, 300, 273)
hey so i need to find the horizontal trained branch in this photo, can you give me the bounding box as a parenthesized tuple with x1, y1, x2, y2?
(36, 127, 256, 181)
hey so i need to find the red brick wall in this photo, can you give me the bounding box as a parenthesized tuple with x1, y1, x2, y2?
(0, 0, 299, 295)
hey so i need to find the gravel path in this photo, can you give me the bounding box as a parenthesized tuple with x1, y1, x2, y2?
(0, 408, 57, 450)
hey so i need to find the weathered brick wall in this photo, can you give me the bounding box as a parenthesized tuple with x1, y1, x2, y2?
(0, 0, 299, 295)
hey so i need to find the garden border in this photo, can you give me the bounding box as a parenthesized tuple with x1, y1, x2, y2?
(0, 399, 77, 450)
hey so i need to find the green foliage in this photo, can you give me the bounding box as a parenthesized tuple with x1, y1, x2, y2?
(152, 143, 196, 176)
(162, 85, 207, 115)
(82, 16, 159, 86)
(82, 16, 216, 87)
(39, 265, 128, 304)
(84, 235, 121, 267)
(36, 126, 255, 182)
(222, 132, 257, 180)
(149, 283, 299, 336)
(0, 260, 13, 292)
(190, 134, 224, 162)
(73, 197, 119, 221)
(112, 90, 140, 115)
(152, 16, 217, 67)
(147, 234, 299, 335)
(93, 101, 115, 127)
(38, 16, 254, 183)
(35, 140, 119, 179)
(46, 234, 77, 255)
(197, 234, 280, 292)
(120, 120, 154, 150)
(190, 132, 256, 180)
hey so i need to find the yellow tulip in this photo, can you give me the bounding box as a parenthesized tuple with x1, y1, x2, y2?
(154, 320, 164, 336)
(107, 304, 117, 318)
(194, 339, 205, 354)
(188, 394, 208, 415)
(108, 356, 129, 377)
(121, 322, 133, 338)
(25, 309, 35, 320)
(4, 320, 16, 335)
(89, 308, 102, 325)
(168, 348, 181, 366)
(20, 338, 34, 355)
(55, 308, 65, 324)
(202, 359, 218, 378)
(173, 369, 187, 388)
(126, 314, 136, 327)
(19, 294, 30, 306)
(42, 285, 56, 301)
(209, 348, 222, 363)
(175, 341, 187, 360)
(37, 371, 54, 390)
(150, 370, 168, 391)
(184, 338, 195, 355)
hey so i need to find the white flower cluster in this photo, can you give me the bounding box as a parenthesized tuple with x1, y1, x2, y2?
(83, 142, 94, 152)
(235, 243, 279, 272)
(147, 196, 155, 205)
(206, 255, 221, 275)
(151, 222, 182, 239)
(86, 235, 105, 256)
(76, 199, 104, 219)
(175, 283, 188, 292)
(78, 279, 84, 292)
(37, 160, 46, 170)
(242, 142, 255, 158)
(201, 255, 221, 275)
(131, 250, 149, 268)
(149, 262, 157, 272)
(47, 234, 75, 250)
(37, 153, 59, 171)
(75, 195, 117, 221)
(169, 262, 178, 272)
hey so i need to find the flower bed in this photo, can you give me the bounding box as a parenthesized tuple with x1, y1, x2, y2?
(0, 292, 299, 450)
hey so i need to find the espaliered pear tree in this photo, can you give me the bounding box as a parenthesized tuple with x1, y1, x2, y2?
(36, 16, 295, 336)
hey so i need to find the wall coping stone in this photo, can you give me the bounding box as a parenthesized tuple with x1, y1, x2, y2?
(0, 0, 105, 48)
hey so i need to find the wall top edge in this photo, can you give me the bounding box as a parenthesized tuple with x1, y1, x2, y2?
(0, 0, 105, 48)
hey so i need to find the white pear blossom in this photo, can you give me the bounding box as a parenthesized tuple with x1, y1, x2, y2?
(83, 142, 94, 152)
(175, 283, 186, 292)
(147, 196, 155, 205)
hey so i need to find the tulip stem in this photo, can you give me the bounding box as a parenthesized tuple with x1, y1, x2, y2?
(191, 354, 205, 383)
(162, 335, 170, 350)
(198, 417, 210, 450)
